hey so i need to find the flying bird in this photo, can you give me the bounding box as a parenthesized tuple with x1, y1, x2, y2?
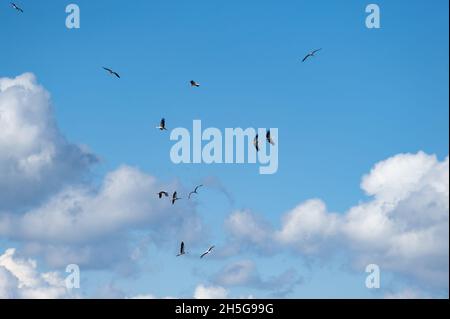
(172, 191, 181, 205)
(156, 118, 167, 131)
(188, 185, 203, 199)
(102, 67, 120, 78)
(302, 48, 322, 62)
(176, 241, 186, 257)
(190, 80, 200, 87)
(253, 134, 259, 152)
(158, 191, 169, 199)
(10, 3, 23, 13)
(266, 130, 275, 145)
(200, 245, 215, 259)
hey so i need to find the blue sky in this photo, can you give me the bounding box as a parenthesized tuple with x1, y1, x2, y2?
(0, 0, 448, 299)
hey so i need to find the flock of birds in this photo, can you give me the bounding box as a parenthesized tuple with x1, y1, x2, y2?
(158, 184, 210, 258)
(8, 1, 322, 260)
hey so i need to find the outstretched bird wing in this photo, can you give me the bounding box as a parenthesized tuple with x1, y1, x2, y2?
(180, 242, 185, 254)
(172, 191, 178, 204)
(11, 3, 23, 12)
(200, 246, 215, 258)
(266, 130, 275, 145)
(302, 48, 322, 62)
(102, 67, 120, 78)
(158, 191, 168, 198)
(253, 135, 259, 152)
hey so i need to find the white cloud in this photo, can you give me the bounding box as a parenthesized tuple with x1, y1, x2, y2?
(6, 166, 159, 242)
(0, 248, 71, 299)
(0, 73, 206, 270)
(275, 199, 340, 254)
(224, 210, 274, 254)
(0, 73, 97, 211)
(194, 284, 229, 299)
(1, 73, 447, 298)
(127, 294, 176, 299)
(224, 152, 449, 294)
(214, 260, 257, 286)
(0, 266, 18, 298)
(0, 167, 206, 268)
(128, 294, 156, 299)
(384, 288, 427, 299)
(213, 260, 301, 297)
(341, 153, 449, 287)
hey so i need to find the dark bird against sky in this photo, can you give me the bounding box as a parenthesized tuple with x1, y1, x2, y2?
(190, 80, 200, 87)
(172, 191, 181, 205)
(102, 67, 120, 78)
(157, 118, 167, 131)
(266, 130, 275, 146)
(11, 2, 23, 13)
(253, 134, 259, 152)
(302, 48, 322, 62)
(158, 191, 169, 199)
(188, 185, 203, 199)
(176, 242, 186, 257)
(200, 245, 215, 259)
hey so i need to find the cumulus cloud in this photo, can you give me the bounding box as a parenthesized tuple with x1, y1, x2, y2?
(224, 152, 449, 295)
(0, 73, 97, 211)
(194, 284, 229, 299)
(2, 166, 198, 242)
(212, 260, 301, 297)
(1, 73, 447, 298)
(341, 153, 449, 288)
(0, 248, 72, 299)
(224, 210, 274, 255)
(0, 166, 206, 268)
(0, 73, 206, 270)
(275, 199, 340, 254)
(214, 260, 257, 287)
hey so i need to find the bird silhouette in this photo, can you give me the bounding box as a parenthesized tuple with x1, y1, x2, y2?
(266, 130, 275, 145)
(10, 3, 23, 13)
(158, 191, 169, 199)
(302, 48, 322, 62)
(253, 134, 260, 152)
(156, 118, 167, 131)
(200, 246, 215, 259)
(102, 67, 120, 78)
(190, 80, 200, 87)
(176, 242, 186, 257)
(172, 191, 181, 205)
(188, 185, 203, 199)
